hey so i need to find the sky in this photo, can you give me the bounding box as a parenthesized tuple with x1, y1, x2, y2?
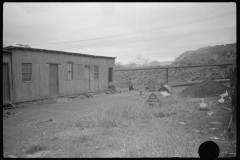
(3, 2, 236, 64)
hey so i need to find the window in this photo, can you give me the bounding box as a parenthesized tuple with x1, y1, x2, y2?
(94, 66, 99, 80)
(22, 63, 32, 82)
(67, 62, 73, 80)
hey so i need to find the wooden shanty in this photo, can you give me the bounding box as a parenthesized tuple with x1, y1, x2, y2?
(3, 46, 116, 104)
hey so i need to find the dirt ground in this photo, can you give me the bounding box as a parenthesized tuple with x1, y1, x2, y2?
(3, 87, 236, 158)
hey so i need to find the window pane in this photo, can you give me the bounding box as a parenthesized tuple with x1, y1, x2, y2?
(68, 71, 73, 80)
(68, 63, 73, 71)
(22, 63, 32, 73)
(22, 63, 32, 82)
(22, 73, 31, 81)
(94, 73, 99, 79)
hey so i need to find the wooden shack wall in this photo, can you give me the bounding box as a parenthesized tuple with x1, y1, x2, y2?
(11, 49, 114, 103)
(3, 52, 13, 103)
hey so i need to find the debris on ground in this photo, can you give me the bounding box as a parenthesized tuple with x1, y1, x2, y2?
(159, 91, 170, 97)
(86, 93, 93, 98)
(158, 85, 172, 94)
(179, 122, 190, 125)
(7, 155, 18, 158)
(3, 109, 15, 119)
(79, 95, 85, 99)
(209, 136, 219, 140)
(209, 128, 216, 130)
(192, 129, 206, 133)
(207, 111, 214, 116)
(210, 121, 223, 125)
(199, 107, 210, 111)
(106, 91, 111, 94)
(108, 82, 116, 93)
(223, 107, 232, 112)
(182, 79, 230, 98)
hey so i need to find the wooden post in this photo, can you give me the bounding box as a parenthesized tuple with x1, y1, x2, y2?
(165, 68, 168, 84)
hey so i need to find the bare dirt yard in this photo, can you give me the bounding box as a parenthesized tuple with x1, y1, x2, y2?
(3, 87, 236, 158)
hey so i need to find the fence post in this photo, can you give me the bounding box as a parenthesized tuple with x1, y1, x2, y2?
(165, 68, 168, 84)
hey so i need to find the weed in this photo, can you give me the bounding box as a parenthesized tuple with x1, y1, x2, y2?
(36, 119, 54, 126)
(153, 112, 166, 118)
(51, 137, 59, 141)
(78, 136, 91, 144)
(99, 121, 118, 128)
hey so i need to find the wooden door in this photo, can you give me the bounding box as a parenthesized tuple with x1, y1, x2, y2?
(108, 67, 113, 84)
(3, 63, 10, 103)
(49, 64, 59, 96)
(85, 66, 90, 91)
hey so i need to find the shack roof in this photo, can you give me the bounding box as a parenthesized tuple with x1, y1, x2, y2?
(3, 49, 12, 53)
(3, 46, 116, 59)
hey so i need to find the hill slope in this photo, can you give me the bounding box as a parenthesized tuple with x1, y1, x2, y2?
(114, 43, 236, 88)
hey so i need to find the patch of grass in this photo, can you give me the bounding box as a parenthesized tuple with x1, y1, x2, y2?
(99, 121, 118, 128)
(51, 137, 59, 142)
(72, 135, 93, 144)
(25, 144, 48, 154)
(36, 119, 54, 126)
(153, 112, 166, 118)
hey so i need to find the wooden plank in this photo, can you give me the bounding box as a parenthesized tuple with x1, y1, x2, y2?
(32, 63, 39, 100)
(165, 68, 168, 84)
(170, 79, 230, 87)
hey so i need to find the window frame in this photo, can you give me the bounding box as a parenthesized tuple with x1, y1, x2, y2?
(67, 62, 73, 80)
(22, 63, 32, 82)
(94, 66, 99, 80)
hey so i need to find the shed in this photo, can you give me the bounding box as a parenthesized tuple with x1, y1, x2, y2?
(3, 46, 116, 104)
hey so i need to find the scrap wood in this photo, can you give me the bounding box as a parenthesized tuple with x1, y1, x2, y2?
(221, 114, 233, 137)
(210, 121, 223, 125)
(223, 107, 232, 112)
(192, 129, 206, 133)
(179, 121, 190, 124)
(160, 91, 170, 97)
(207, 111, 214, 116)
(209, 128, 216, 130)
(209, 136, 219, 140)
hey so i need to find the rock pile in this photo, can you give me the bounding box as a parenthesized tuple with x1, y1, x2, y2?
(182, 79, 230, 98)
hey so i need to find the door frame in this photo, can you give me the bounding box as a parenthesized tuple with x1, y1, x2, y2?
(3, 62, 12, 104)
(49, 63, 59, 97)
(85, 65, 91, 91)
(108, 67, 113, 84)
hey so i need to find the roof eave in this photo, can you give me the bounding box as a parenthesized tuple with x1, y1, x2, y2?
(3, 46, 116, 59)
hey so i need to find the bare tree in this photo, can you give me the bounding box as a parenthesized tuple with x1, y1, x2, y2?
(133, 54, 150, 67)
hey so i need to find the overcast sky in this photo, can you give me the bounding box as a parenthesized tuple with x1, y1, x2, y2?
(3, 2, 236, 64)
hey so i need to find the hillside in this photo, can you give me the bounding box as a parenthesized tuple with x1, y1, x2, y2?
(113, 43, 236, 88)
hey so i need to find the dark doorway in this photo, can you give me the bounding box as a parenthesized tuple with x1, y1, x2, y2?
(49, 64, 59, 96)
(108, 67, 113, 84)
(3, 63, 10, 103)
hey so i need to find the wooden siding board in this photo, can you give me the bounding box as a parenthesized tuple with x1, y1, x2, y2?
(32, 63, 40, 100)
